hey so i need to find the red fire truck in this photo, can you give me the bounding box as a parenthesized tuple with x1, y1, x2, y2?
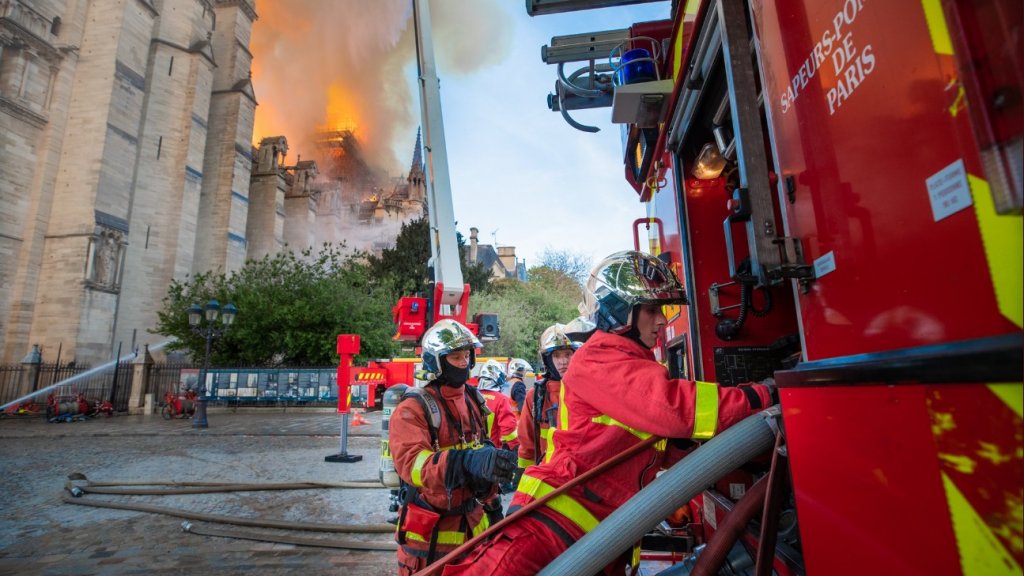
(533, 0, 1021, 574)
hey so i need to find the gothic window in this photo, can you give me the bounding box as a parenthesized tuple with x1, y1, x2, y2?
(50, 17, 61, 36)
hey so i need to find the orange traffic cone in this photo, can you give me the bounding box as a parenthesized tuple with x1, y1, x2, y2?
(351, 408, 368, 427)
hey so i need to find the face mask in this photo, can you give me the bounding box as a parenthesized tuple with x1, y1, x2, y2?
(439, 356, 470, 387)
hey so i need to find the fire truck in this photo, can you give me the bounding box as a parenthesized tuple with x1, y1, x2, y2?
(528, 0, 1022, 574)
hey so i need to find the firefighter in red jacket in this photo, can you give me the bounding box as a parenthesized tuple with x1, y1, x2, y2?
(441, 251, 776, 575)
(389, 319, 517, 575)
(516, 324, 580, 469)
(477, 360, 519, 452)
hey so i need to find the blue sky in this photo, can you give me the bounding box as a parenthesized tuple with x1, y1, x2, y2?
(404, 1, 672, 270)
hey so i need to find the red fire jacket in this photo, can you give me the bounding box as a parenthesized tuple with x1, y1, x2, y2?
(390, 382, 494, 561)
(516, 378, 560, 468)
(480, 389, 519, 451)
(510, 330, 773, 553)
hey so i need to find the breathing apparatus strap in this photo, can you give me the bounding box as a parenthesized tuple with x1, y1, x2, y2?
(402, 387, 442, 450)
(533, 378, 548, 465)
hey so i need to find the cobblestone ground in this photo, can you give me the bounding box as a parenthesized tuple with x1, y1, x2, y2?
(0, 410, 396, 576)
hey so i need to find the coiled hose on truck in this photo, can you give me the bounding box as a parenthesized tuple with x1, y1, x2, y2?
(538, 407, 779, 576)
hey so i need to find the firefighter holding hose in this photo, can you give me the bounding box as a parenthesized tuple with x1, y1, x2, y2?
(439, 251, 776, 575)
(389, 319, 518, 575)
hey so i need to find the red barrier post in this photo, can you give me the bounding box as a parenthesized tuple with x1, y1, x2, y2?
(326, 334, 362, 463)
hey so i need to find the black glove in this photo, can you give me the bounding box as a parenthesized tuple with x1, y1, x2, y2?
(445, 445, 516, 495)
(483, 497, 504, 525)
(462, 445, 517, 484)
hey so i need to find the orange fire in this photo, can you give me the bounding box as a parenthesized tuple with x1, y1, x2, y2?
(249, 0, 513, 174)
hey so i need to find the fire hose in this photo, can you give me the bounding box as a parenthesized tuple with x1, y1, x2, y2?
(538, 408, 779, 576)
(62, 472, 398, 551)
(416, 408, 778, 575)
(414, 434, 665, 576)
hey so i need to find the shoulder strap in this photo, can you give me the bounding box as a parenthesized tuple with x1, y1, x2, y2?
(465, 385, 492, 418)
(402, 386, 442, 448)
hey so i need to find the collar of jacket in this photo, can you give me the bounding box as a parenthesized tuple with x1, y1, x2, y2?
(581, 330, 656, 361)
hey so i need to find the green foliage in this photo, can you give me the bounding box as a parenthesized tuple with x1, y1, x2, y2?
(154, 245, 398, 366)
(367, 215, 491, 297)
(469, 266, 582, 362)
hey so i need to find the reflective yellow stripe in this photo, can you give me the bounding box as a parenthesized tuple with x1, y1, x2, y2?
(403, 511, 488, 546)
(517, 456, 534, 468)
(591, 415, 653, 440)
(968, 174, 1023, 328)
(920, 0, 954, 55)
(501, 429, 518, 443)
(406, 530, 468, 546)
(544, 384, 569, 464)
(631, 543, 641, 568)
(486, 413, 495, 438)
(471, 514, 488, 537)
(558, 381, 569, 430)
(410, 450, 433, 487)
(693, 381, 719, 440)
(941, 472, 1022, 575)
(988, 383, 1023, 418)
(518, 474, 600, 534)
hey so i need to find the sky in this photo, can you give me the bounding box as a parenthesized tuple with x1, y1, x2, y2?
(250, 0, 673, 270)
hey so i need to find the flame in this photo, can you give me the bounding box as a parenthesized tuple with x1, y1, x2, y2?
(325, 84, 359, 134)
(250, 0, 514, 174)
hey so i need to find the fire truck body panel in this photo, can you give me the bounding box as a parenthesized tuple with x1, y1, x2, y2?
(751, 0, 1021, 361)
(551, 0, 1022, 572)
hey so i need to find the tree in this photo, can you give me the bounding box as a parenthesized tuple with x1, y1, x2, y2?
(155, 245, 398, 366)
(537, 248, 593, 285)
(368, 215, 491, 297)
(468, 266, 582, 362)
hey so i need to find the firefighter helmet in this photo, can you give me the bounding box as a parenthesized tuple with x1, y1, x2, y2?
(538, 323, 582, 357)
(507, 358, 531, 378)
(420, 319, 483, 375)
(478, 360, 506, 391)
(580, 250, 687, 334)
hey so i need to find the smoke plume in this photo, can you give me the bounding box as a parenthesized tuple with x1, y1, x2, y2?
(251, 0, 513, 174)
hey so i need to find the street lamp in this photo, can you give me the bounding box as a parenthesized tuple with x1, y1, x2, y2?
(187, 299, 237, 428)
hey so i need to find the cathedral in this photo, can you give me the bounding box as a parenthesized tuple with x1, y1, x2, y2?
(0, 0, 425, 366)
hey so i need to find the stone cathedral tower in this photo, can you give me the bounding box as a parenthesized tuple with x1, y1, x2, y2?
(0, 0, 257, 365)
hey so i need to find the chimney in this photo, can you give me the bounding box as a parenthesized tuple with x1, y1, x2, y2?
(496, 246, 516, 276)
(468, 227, 479, 264)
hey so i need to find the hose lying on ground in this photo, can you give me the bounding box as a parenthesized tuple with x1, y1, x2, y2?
(61, 492, 395, 534)
(538, 408, 779, 576)
(180, 521, 398, 551)
(62, 471, 397, 551)
(66, 471, 384, 495)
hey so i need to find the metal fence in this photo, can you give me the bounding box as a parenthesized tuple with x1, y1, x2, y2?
(168, 367, 349, 409)
(2, 362, 352, 417)
(0, 360, 130, 414)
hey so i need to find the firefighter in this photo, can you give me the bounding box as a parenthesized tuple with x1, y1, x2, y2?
(515, 324, 579, 470)
(389, 319, 517, 575)
(440, 251, 776, 576)
(477, 360, 519, 452)
(505, 358, 530, 416)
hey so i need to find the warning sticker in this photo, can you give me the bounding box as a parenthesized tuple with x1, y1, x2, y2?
(926, 159, 973, 222)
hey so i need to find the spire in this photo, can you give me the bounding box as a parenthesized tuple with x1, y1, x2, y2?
(410, 127, 423, 176)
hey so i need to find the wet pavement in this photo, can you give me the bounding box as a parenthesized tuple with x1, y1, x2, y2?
(0, 409, 396, 575)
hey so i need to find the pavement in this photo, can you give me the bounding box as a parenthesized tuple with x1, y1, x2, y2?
(0, 408, 396, 576)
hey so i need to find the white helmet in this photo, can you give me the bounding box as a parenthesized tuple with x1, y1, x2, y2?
(507, 358, 531, 378)
(478, 359, 506, 391)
